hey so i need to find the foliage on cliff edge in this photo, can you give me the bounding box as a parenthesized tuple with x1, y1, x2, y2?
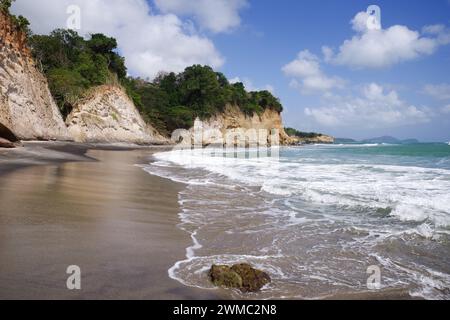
(21, 18, 283, 134)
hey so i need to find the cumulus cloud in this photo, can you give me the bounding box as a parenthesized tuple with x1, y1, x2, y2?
(326, 12, 450, 69)
(12, 0, 224, 80)
(423, 83, 450, 101)
(154, 0, 248, 33)
(282, 50, 345, 94)
(304, 83, 430, 128)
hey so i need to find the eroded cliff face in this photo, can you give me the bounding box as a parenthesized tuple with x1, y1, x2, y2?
(66, 85, 167, 144)
(290, 135, 335, 144)
(0, 11, 69, 141)
(174, 105, 295, 146)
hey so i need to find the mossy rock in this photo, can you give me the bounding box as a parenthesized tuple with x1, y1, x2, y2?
(209, 263, 271, 293)
(209, 265, 243, 289)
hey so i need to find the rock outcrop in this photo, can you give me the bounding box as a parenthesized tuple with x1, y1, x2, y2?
(209, 264, 271, 292)
(291, 134, 335, 144)
(173, 105, 295, 146)
(0, 11, 70, 141)
(66, 85, 167, 144)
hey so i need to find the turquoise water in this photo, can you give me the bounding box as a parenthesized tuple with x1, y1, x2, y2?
(288, 143, 450, 167)
(145, 143, 450, 299)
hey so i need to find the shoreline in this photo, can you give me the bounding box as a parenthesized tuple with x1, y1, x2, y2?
(0, 143, 430, 300)
(0, 142, 224, 299)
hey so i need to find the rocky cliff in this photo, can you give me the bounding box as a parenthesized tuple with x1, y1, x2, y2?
(290, 134, 335, 144)
(0, 11, 69, 141)
(66, 85, 167, 144)
(173, 105, 295, 146)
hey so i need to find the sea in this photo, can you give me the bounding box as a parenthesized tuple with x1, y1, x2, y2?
(142, 143, 450, 299)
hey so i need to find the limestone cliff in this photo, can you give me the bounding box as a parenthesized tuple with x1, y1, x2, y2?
(173, 105, 295, 146)
(66, 85, 167, 144)
(290, 134, 335, 144)
(0, 11, 69, 141)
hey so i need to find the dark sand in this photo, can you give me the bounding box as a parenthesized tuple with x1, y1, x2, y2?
(0, 142, 221, 299)
(0, 143, 415, 300)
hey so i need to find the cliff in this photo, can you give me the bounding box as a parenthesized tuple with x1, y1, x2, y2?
(173, 105, 295, 146)
(290, 135, 335, 144)
(66, 85, 168, 144)
(0, 11, 69, 141)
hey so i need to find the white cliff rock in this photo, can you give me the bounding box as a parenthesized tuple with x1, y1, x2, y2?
(66, 85, 167, 144)
(0, 11, 70, 141)
(172, 105, 295, 146)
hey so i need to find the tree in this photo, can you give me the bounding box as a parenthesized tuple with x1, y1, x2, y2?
(0, 0, 14, 12)
(29, 30, 132, 118)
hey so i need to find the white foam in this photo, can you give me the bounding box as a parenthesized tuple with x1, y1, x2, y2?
(144, 146, 450, 299)
(151, 149, 450, 228)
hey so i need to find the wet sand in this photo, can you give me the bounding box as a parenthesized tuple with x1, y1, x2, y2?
(0, 143, 221, 299)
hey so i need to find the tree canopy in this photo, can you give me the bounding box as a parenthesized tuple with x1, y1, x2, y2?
(128, 65, 283, 136)
(27, 25, 284, 135)
(285, 128, 322, 139)
(1, 0, 31, 35)
(29, 29, 128, 118)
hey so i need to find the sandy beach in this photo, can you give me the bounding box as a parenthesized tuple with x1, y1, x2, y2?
(0, 142, 223, 300)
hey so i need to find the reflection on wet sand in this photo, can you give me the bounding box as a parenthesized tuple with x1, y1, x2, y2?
(0, 149, 220, 299)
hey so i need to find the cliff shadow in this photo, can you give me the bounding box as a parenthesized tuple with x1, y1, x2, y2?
(0, 122, 19, 142)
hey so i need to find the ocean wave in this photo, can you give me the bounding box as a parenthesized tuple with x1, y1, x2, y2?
(152, 149, 450, 228)
(142, 146, 450, 300)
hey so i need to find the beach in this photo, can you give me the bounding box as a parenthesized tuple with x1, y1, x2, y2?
(0, 142, 222, 300)
(1, 143, 449, 300)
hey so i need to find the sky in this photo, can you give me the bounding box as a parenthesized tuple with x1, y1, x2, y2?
(11, 0, 450, 141)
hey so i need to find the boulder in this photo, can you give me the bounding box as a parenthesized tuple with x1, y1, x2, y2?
(209, 263, 271, 292)
(209, 265, 243, 289)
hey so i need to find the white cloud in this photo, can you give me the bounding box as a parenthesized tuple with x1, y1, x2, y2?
(282, 50, 345, 94)
(229, 77, 274, 93)
(441, 105, 450, 114)
(12, 0, 224, 80)
(326, 12, 450, 69)
(154, 0, 248, 33)
(423, 83, 450, 100)
(304, 83, 430, 128)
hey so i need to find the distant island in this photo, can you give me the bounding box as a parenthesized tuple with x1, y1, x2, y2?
(335, 136, 420, 145)
(285, 128, 334, 144)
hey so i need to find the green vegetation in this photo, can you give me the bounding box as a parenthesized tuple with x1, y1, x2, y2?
(29, 30, 128, 118)
(25, 23, 283, 134)
(0, 0, 13, 12)
(285, 127, 322, 139)
(1, 0, 31, 35)
(125, 65, 283, 136)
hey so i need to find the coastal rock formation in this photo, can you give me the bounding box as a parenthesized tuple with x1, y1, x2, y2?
(209, 264, 271, 292)
(173, 105, 295, 146)
(0, 11, 70, 141)
(66, 85, 167, 144)
(291, 134, 335, 144)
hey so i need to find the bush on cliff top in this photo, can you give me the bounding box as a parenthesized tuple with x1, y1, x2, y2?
(1, 0, 31, 36)
(128, 65, 283, 135)
(29, 30, 128, 118)
(285, 127, 322, 139)
(27, 25, 284, 134)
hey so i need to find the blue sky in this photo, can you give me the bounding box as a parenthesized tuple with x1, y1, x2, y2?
(12, 0, 450, 141)
(211, 0, 450, 141)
